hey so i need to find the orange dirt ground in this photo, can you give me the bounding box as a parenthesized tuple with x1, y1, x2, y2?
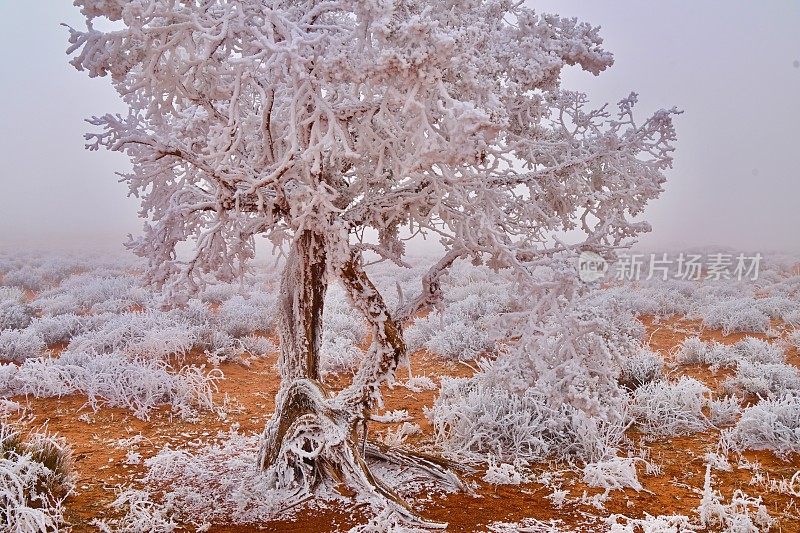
(8, 316, 800, 532)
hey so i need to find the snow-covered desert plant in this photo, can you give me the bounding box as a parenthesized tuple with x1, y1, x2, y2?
(0, 287, 33, 331)
(0, 422, 75, 532)
(1, 352, 221, 420)
(429, 376, 626, 464)
(723, 394, 800, 457)
(723, 361, 800, 399)
(630, 377, 710, 436)
(618, 350, 664, 390)
(0, 329, 46, 363)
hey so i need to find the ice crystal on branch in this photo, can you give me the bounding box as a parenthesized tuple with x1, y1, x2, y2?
(66, 0, 678, 295)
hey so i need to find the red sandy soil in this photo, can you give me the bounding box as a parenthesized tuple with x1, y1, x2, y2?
(7, 316, 800, 532)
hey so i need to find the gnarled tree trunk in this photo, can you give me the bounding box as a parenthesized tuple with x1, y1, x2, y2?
(258, 233, 461, 527)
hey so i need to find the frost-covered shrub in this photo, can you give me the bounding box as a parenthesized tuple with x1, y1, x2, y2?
(630, 377, 709, 436)
(723, 394, 800, 457)
(28, 314, 85, 346)
(441, 270, 514, 319)
(0, 422, 74, 531)
(0, 288, 33, 331)
(217, 293, 274, 337)
(606, 465, 774, 532)
(89, 298, 138, 314)
(237, 334, 275, 357)
(582, 456, 642, 492)
(723, 361, 800, 399)
(584, 280, 693, 318)
(107, 432, 299, 526)
(618, 350, 664, 390)
(182, 299, 214, 327)
(708, 396, 742, 427)
(784, 309, 800, 327)
(429, 377, 625, 464)
(729, 337, 784, 365)
(1, 352, 221, 420)
(580, 305, 644, 361)
(421, 314, 493, 361)
(67, 311, 197, 360)
(92, 489, 178, 533)
(676, 336, 708, 365)
(35, 272, 144, 314)
(678, 337, 784, 372)
(0, 329, 46, 362)
(0, 302, 33, 332)
(756, 296, 798, 321)
(403, 266, 514, 360)
(2, 269, 45, 292)
(788, 329, 800, 350)
(697, 465, 774, 531)
(606, 514, 695, 532)
(693, 299, 771, 335)
(32, 294, 81, 316)
(202, 332, 275, 365)
(198, 282, 243, 304)
(320, 288, 365, 374)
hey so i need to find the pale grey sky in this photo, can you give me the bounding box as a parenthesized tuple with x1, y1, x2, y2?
(0, 2, 798, 252)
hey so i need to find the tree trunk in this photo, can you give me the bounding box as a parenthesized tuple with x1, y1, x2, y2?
(275, 230, 327, 383)
(258, 234, 460, 527)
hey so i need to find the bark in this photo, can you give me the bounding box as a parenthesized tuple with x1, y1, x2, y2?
(334, 252, 407, 408)
(258, 234, 460, 527)
(275, 230, 328, 382)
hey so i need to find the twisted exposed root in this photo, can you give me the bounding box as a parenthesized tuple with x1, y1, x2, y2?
(259, 379, 456, 529)
(364, 441, 473, 492)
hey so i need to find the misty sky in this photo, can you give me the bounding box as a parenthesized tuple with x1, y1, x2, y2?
(0, 2, 798, 253)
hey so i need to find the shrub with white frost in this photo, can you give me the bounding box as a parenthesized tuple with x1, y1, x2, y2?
(678, 337, 784, 372)
(582, 456, 643, 493)
(676, 336, 708, 365)
(420, 313, 493, 361)
(723, 361, 800, 399)
(0, 287, 33, 331)
(723, 393, 800, 457)
(320, 288, 366, 374)
(708, 396, 742, 427)
(697, 464, 774, 531)
(730, 337, 784, 365)
(0, 329, 46, 362)
(403, 268, 514, 361)
(618, 350, 664, 390)
(92, 489, 178, 533)
(216, 292, 275, 338)
(28, 314, 85, 346)
(429, 376, 626, 464)
(34, 272, 147, 315)
(788, 329, 800, 350)
(67, 311, 198, 360)
(630, 377, 710, 436)
(2, 269, 46, 292)
(1, 352, 221, 420)
(0, 422, 75, 532)
(692, 298, 771, 335)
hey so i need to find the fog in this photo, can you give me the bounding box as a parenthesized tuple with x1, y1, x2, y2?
(0, 1, 797, 253)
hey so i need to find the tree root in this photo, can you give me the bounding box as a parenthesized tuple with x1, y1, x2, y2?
(259, 379, 462, 529)
(364, 441, 474, 492)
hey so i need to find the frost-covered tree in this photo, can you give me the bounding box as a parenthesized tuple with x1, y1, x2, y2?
(67, 0, 677, 524)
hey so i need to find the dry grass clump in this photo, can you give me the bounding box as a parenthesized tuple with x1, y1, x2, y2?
(0, 420, 75, 531)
